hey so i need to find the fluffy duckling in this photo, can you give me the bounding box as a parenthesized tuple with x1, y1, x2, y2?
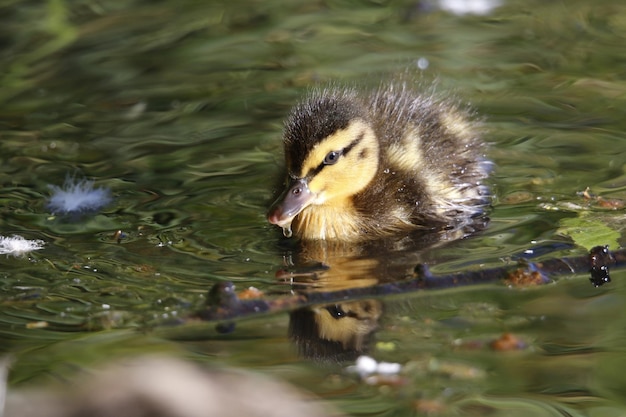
(267, 82, 491, 241)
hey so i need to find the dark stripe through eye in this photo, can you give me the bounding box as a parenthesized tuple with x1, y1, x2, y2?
(343, 130, 364, 156)
(306, 130, 366, 179)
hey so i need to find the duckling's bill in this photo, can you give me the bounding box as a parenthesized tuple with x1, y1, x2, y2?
(267, 178, 315, 237)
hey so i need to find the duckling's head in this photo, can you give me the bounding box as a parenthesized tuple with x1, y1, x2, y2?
(268, 90, 380, 236)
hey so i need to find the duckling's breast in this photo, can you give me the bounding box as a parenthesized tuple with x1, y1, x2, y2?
(293, 203, 366, 240)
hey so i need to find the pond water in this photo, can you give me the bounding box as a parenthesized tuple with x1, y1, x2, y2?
(1, 0, 626, 415)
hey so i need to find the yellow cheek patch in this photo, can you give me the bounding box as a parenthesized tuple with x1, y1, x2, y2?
(293, 119, 380, 204)
(307, 174, 324, 194)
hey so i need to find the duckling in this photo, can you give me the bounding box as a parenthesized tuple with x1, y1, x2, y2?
(267, 81, 491, 241)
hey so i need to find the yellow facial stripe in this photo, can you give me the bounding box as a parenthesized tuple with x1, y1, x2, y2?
(298, 119, 370, 178)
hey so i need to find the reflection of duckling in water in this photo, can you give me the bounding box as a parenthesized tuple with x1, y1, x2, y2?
(273, 79, 492, 361)
(268, 81, 492, 241)
(290, 299, 382, 362)
(285, 241, 385, 362)
(285, 238, 438, 362)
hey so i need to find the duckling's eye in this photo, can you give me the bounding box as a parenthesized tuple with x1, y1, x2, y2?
(323, 150, 342, 165)
(325, 304, 358, 319)
(326, 304, 346, 318)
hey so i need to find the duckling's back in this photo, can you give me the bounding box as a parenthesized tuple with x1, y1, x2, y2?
(353, 82, 491, 235)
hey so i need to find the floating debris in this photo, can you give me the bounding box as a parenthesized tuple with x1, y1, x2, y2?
(438, 0, 501, 16)
(348, 355, 403, 380)
(579, 186, 625, 210)
(112, 230, 128, 243)
(589, 245, 613, 287)
(413, 399, 447, 416)
(237, 286, 264, 300)
(0, 235, 44, 256)
(427, 358, 486, 380)
(490, 333, 527, 351)
(47, 177, 112, 215)
(25, 321, 49, 329)
(504, 265, 550, 287)
(452, 333, 528, 352)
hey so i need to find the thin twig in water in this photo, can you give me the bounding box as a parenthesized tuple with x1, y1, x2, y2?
(191, 246, 625, 323)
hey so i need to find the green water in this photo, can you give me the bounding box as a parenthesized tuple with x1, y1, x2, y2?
(1, 0, 626, 415)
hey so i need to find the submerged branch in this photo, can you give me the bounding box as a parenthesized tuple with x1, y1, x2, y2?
(191, 246, 625, 323)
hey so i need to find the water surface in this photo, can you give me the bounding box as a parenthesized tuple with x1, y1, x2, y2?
(1, 0, 626, 415)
